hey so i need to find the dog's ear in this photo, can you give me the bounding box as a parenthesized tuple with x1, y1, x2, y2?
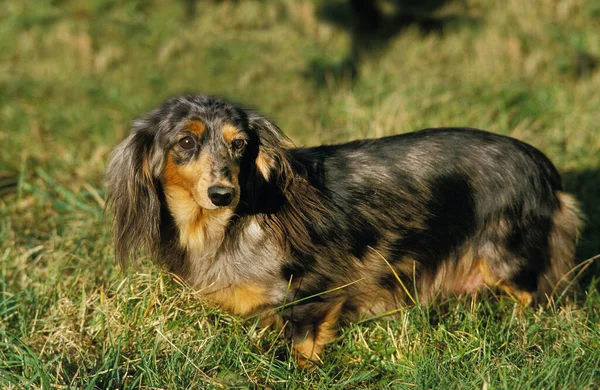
(105, 120, 164, 266)
(246, 111, 294, 183)
(244, 110, 327, 256)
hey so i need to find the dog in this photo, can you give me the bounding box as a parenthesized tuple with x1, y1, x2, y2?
(106, 94, 583, 365)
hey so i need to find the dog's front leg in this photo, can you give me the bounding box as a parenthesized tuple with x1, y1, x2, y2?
(282, 299, 345, 367)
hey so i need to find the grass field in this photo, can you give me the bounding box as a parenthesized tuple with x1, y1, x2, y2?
(1, 0, 600, 388)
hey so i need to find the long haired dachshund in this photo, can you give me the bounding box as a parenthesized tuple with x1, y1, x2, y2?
(106, 94, 583, 365)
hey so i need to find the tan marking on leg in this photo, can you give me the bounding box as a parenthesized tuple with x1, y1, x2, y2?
(258, 312, 283, 329)
(498, 282, 533, 306)
(292, 301, 343, 367)
(206, 284, 270, 316)
(479, 260, 501, 286)
(479, 261, 533, 306)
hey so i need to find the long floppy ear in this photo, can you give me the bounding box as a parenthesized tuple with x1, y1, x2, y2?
(244, 110, 328, 255)
(245, 111, 294, 184)
(105, 122, 163, 266)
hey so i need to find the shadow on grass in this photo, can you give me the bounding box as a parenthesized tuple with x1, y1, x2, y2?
(308, 0, 480, 84)
(563, 168, 600, 287)
(178, 0, 243, 21)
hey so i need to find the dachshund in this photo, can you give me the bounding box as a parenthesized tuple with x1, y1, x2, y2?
(106, 94, 583, 365)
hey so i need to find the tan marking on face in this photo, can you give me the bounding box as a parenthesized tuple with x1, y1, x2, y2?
(292, 301, 343, 367)
(163, 153, 216, 210)
(163, 153, 238, 252)
(187, 120, 205, 137)
(206, 284, 270, 316)
(222, 123, 241, 143)
(164, 155, 188, 188)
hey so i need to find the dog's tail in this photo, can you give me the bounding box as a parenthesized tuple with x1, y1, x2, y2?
(538, 191, 584, 304)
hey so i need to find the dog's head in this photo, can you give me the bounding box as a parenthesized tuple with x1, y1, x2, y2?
(105, 95, 293, 264)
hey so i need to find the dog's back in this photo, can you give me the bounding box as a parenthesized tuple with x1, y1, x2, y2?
(285, 128, 582, 309)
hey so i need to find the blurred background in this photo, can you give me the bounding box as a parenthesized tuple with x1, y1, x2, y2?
(1, 0, 599, 387)
(2, 0, 598, 268)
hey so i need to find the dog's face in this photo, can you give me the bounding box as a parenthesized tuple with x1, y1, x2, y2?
(105, 95, 292, 263)
(164, 119, 248, 212)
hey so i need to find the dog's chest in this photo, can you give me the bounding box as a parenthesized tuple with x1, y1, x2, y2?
(183, 219, 288, 312)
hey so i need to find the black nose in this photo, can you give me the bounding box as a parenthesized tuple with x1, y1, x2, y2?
(208, 186, 235, 207)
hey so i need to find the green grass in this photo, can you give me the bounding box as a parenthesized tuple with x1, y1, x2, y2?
(1, 0, 599, 388)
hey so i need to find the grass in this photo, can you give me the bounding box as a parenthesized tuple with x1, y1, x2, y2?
(1, 0, 599, 388)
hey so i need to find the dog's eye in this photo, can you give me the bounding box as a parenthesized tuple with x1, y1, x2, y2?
(231, 139, 246, 151)
(178, 136, 197, 150)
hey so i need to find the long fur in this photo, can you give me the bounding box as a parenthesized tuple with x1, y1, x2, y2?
(106, 94, 583, 365)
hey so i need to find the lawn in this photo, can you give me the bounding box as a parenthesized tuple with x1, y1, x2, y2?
(1, 0, 599, 388)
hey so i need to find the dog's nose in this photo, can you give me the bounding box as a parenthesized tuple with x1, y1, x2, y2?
(208, 186, 235, 207)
